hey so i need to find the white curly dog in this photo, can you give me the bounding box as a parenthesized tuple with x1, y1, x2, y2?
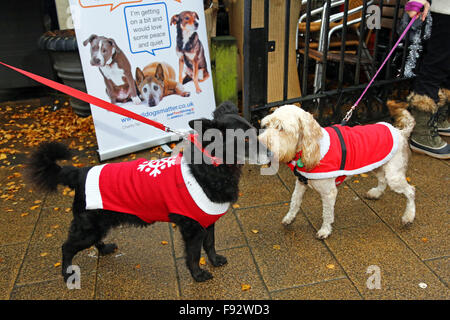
(258, 102, 416, 239)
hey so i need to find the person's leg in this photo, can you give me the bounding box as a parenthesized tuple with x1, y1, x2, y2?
(436, 78, 450, 136)
(409, 12, 450, 158)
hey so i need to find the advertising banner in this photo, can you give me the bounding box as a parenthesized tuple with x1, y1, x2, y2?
(69, 0, 215, 160)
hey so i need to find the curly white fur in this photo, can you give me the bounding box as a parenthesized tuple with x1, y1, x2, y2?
(258, 103, 416, 239)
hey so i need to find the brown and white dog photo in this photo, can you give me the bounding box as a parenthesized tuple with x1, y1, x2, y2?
(171, 11, 209, 94)
(135, 62, 190, 107)
(83, 34, 141, 105)
(258, 103, 416, 239)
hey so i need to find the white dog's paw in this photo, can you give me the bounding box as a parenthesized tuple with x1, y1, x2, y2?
(132, 96, 142, 105)
(365, 188, 383, 200)
(281, 214, 296, 226)
(401, 210, 415, 226)
(316, 225, 332, 239)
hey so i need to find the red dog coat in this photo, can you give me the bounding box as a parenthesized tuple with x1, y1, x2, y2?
(85, 154, 229, 228)
(287, 122, 400, 185)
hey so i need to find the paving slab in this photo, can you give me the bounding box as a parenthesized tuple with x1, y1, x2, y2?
(237, 165, 292, 208)
(407, 153, 450, 205)
(271, 278, 361, 300)
(321, 222, 450, 299)
(0, 243, 27, 299)
(424, 257, 450, 287)
(348, 174, 450, 261)
(10, 277, 96, 300)
(95, 223, 179, 300)
(14, 207, 97, 286)
(0, 184, 45, 245)
(172, 209, 246, 258)
(176, 246, 270, 300)
(236, 203, 346, 293)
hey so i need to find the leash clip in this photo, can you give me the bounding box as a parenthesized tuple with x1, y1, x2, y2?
(341, 105, 356, 125)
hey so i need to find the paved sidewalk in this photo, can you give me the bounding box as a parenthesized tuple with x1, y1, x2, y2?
(0, 100, 449, 300)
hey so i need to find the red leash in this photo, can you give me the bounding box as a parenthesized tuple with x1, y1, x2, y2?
(0, 61, 222, 166)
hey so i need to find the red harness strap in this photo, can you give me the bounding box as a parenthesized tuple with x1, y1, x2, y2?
(0, 61, 222, 166)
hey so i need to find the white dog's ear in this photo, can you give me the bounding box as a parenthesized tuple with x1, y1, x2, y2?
(261, 114, 299, 135)
(297, 111, 322, 171)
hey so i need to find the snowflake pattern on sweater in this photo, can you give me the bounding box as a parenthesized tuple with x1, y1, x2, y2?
(137, 156, 177, 177)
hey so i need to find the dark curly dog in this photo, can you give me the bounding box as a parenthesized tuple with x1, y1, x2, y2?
(26, 102, 268, 283)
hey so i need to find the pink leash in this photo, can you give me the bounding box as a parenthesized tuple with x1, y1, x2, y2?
(341, 14, 419, 125)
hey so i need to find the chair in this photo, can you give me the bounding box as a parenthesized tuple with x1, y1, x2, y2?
(296, 0, 374, 93)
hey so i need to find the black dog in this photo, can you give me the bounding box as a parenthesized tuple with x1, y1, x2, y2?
(26, 102, 268, 283)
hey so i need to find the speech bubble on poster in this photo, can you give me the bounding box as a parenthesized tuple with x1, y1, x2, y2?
(79, 0, 143, 11)
(124, 2, 171, 56)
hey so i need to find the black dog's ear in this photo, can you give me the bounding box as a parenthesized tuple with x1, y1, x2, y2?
(194, 12, 199, 20)
(83, 34, 97, 46)
(189, 118, 215, 132)
(170, 14, 179, 26)
(213, 101, 239, 119)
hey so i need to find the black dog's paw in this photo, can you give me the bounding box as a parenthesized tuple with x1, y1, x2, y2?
(97, 243, 118, 256)
(192, 269, 213, 282)
(62, 268, 74, 283)
(210, 254, 227, 267)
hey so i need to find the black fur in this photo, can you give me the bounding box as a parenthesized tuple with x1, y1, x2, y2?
(26, 102, 253, 283)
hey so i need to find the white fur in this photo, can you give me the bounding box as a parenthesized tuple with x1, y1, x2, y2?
(259, 105, 416, 239)
(100, 62, 125, 86)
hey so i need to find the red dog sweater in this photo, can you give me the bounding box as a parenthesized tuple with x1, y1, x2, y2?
(287, 122, 400, 185)
(84, 154, 229, 228)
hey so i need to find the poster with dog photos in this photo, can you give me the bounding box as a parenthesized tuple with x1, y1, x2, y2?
(69, 0, 215, 160)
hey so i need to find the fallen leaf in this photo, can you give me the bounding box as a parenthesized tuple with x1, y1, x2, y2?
(33, 200, 42, 204)
(161, 241, 168, 245)
(53, 207, 60, 211)
(273, 244, 281, 250)
(326, 263, 335, 270)
(421, 237, 428, 243)
(65, 208, 71, 213)
(30, 205, 40, 210)
(406, 177, 411, 182)
(251, 229, 259, 234)
(241, 284, 251, 291)
(40, 252, 48, 257)
(51, 225, 60, 229)
(135, 264, 141, 269)
(353, 180, 360, 183)
(232, 204, 240, 209)
(54, 262, 61, 267)
(45, 233, 53, 238)
(199, 257, 206, 265)
(21, 212, 29, 217)
(360, 173, 368, 178)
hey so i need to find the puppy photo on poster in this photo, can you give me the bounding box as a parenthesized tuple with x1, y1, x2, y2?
(69, 0, 216, 160)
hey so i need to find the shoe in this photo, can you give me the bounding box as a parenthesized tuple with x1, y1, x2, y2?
(437, 89, 450, 136)
(407, 92, 450, 159)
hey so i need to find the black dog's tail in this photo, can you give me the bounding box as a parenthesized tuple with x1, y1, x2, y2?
(26, 142, 79, 192)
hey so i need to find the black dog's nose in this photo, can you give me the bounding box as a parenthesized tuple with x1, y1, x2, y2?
(148, 97, 156, 107)
(194, 22, 198, 28)
(92, 58, 100, 65)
